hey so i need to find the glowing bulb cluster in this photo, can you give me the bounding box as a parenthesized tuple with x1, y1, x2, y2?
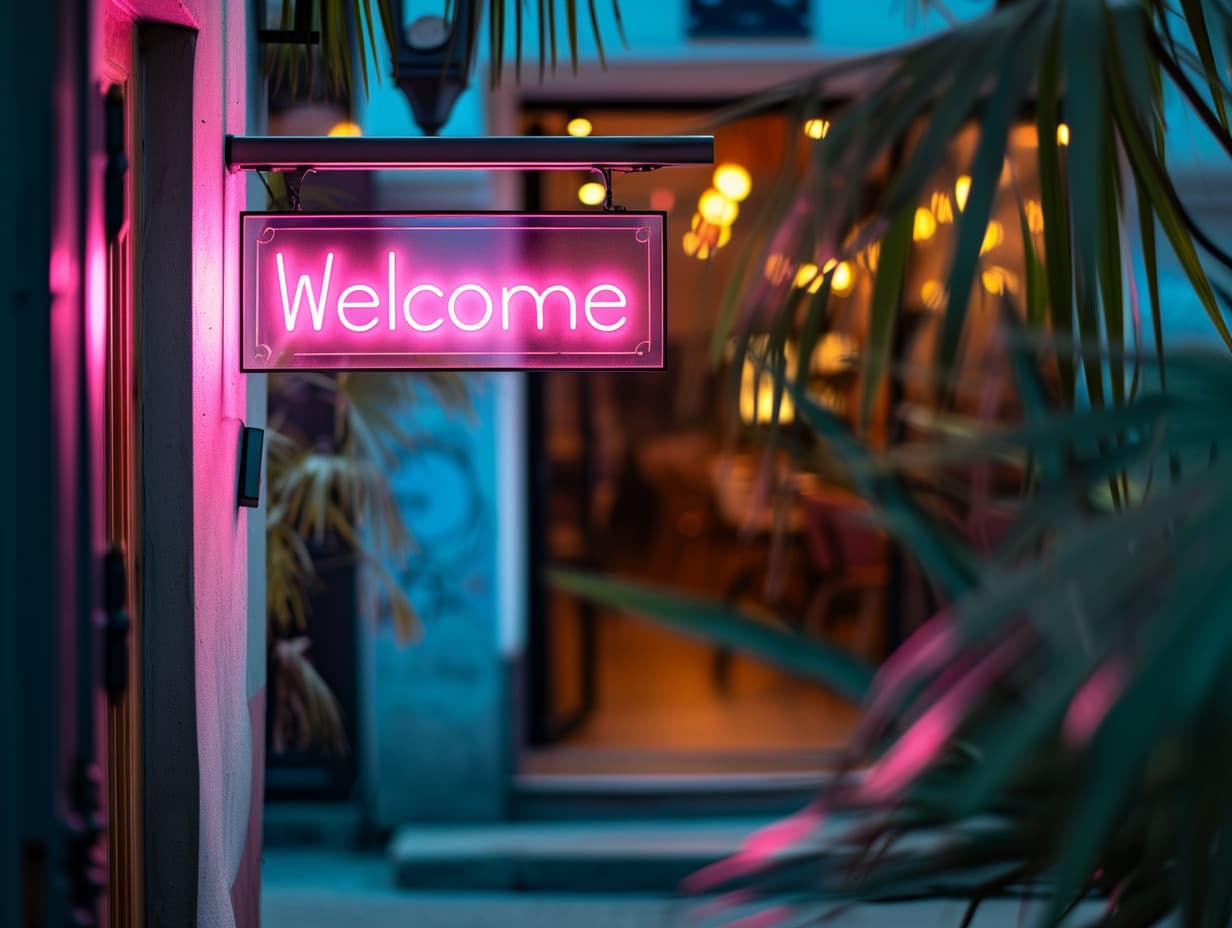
(931, 191, 955, 224)
(913, 207, 937, 242)
(804, 118, 831, 140)
(684, 163, 751, 260)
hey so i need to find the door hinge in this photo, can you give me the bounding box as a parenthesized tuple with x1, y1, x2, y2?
(104, 85, 127, 243)
(103, 546, 130, 702)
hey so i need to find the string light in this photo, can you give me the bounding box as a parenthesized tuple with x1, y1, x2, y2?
(920, 280, 946, 311)
(578, 182, 606, 206)
(823, 258, 855, 296)
(804, 118, 831, 140)
(713, 164, 752, 202)
(913, 207, 937, 242)
(982, 266, 1019, 295)
(698, 188, 739, 226)
(1057, 123, 1070, 147)
(955, 175, 972, 212)
(980, 220, 1005, 255)
(1025, 200, 1044, 235)
(327, 120, 362, 137)
(931, 191, 954, 224)
(567, 117, 593, 137)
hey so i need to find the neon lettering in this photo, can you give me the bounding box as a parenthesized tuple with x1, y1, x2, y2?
(276, 250, 334, 332)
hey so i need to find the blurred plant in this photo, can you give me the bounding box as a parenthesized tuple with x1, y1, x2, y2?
(260, 163, 471, 753)
(266, 371, 469, 754)
(554, 1, 1232, 925)
(264, 0, 625, 98)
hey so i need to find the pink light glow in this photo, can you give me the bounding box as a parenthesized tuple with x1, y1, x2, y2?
(860, 628, 1029, 803)
(1063, 658, 1127, 747)
(680, 801, 825, 894)
(242, 212, 665, 371)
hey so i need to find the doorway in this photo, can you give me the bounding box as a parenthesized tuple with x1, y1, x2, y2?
(520, 104, 874, 777)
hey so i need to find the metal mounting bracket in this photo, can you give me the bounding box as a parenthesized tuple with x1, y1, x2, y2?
(226, 135, 714, 173)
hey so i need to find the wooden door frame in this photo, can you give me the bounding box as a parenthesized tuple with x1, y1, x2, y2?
(485, 54, 876, 774)
(101, 16, 143, 923)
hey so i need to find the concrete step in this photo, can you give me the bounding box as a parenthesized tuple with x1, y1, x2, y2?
(388, 818, 774, 892)
(511, 770, 825, 821)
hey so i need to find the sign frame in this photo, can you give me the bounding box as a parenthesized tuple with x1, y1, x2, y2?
(240, 209, 669, 374)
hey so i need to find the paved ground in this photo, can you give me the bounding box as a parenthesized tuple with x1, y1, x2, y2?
(261, 848, 1056, 928)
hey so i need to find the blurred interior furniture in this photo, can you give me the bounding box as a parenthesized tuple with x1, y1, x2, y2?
(799, 488, 891, 661)
(707, 453, 809, 691)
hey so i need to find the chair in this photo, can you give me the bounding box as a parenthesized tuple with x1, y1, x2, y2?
(799, 490, 890, 660)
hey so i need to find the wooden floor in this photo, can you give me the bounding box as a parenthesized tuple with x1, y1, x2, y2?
(528, 610, 861, 775)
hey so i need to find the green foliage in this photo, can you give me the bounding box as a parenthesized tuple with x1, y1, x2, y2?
(549, 569, 876, 701)
(265, 0, 625, 98)
(552, 2, 1232, 925)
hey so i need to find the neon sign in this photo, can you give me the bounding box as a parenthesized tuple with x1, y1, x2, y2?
(241, 212, 665, 371)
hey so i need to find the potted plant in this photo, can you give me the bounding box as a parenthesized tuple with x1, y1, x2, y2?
(556, 1, 1232, 924)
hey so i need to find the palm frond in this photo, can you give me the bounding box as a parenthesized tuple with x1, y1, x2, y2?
(714, 0, 1232, 433)
(686, 349, 1232, 926)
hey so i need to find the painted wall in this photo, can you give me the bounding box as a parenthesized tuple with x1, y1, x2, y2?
(94, 1, 263, 926)
(1, 0, 72, 924)
(365, 378, 508, 824)
(177, 3, 266, 926)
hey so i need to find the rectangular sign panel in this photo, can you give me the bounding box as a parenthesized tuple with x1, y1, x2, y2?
(241, 212, 665, 371)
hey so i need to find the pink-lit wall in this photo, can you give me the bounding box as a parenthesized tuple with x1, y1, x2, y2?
(93, 2, 262, 926)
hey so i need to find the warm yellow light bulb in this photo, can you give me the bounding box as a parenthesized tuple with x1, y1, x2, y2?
(695, 219, 732, 250)
(1057, 123, 1070, 147)
(931, 191, 954, 224)
(713, 164, 752, 202)
(578, 182, 606, 206)
(795, 263, 819, 289)
(831, 260, 855, 296)
(920, 280, 946, 311)
(980, 220, 1004, 255)
(327, 120, 362, 137)
(982, 266, 1018, 295)
(698, 188, 739, 226)
(567, 117, 593, 137)
(804, 118, 831, 140)
(1025, 200, 1044, 235)
(682, 231, 701, 256)
(764, 253, 791, 286)
(913, 206, 937, 242)
(860, 241, 881, 272)
(740, 350, 795, 425)
(955, 175, 972, 212)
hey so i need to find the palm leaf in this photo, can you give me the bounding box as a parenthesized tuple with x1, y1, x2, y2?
(548, 568, 876, 701)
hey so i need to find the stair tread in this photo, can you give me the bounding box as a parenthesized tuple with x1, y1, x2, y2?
(390, 818, 775, 861)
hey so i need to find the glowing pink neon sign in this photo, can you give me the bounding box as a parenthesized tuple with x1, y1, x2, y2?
(241, 212, 665, 371)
